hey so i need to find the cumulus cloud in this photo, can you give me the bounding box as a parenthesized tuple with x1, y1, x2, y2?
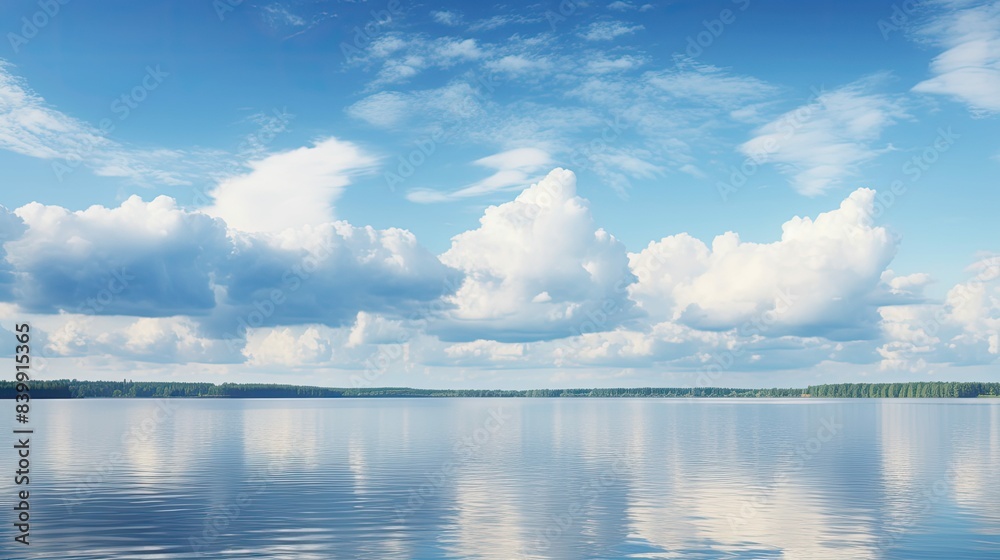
(0, 206, 26, 301)
(347, 311, 410, 347)
(4, 157, 994, 379)
(882, 270, 933, 298)
(739, 78, 907, 196)
(204, 137, 376, 234)
(7, 195, 228, 316)
(2, 190, 458, 340)
(44, 316, 239, 363)
(444, 339, 527, 363)
(629, 188, 899, 340)
(244, 325, 334, 366)
(212, 220, 459, 337)
(912, 1, 1000, 114)
(878, 256, 1000, 370)
(436, 168, 637, 342)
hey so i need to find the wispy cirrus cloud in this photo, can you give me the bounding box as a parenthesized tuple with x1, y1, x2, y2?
(606, 1, 654, 12)
(407, 147, 552, 203)
(739, 77, 908, 196)
(580, 20, 644, 41)
(912, 1, 1000, 115)
(644, 62, 778, 107)
(348, 34, 484, 87)
(0, 60, 217, 186)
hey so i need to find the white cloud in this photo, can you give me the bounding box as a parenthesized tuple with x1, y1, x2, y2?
(244, 326, 334, 366)
(0, 61, 112, 161)
(5, 163, 997, 378)
(355, 35, 485, 86)
(607, 1, 636, 11)
(347, 311, 409, 347)
(44, 316, 238, 363)
(645, 63, 778, 107)
(8, 195, 228, 316)
(912, 1, 1000, 114)
(347, 81, 485, 130)
(629, 188, 900, 340)
(261, 3, 306, 27)
(882, 270, 933, 297)
(205, 137, 376, 234)
(739, 78, 907, 195)
(565, 61, 778, 191)
(444, 339, 526, 362)
(436, 168, 637, 341)
(0, 60, 214, 186)
(432, 10, 463, 26)
(0, 205, 25, 301)
(407, 147, 552, 202)
(583, 54, 646, 74)
(344, 91, 411, 128)
(878, 256, 1000, 370)
(466, 14, 543, 32)
(581, 21, 644, 41)
(3, 192, 457, 335)
(217, 219, 458, 333)
(485, 54, 556, 76)
(606, 1, 655, 12)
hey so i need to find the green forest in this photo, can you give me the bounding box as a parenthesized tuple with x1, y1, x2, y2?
(2, 380, 998, 399)
(805, 382, 1000, 398)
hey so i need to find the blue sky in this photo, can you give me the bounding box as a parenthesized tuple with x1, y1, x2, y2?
(0, 0, 997, 388)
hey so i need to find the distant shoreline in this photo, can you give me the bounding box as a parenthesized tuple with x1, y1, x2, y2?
(3, 380, 998, 399)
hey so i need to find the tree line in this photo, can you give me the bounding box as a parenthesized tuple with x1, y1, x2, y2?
(806, 382, 1000, 398)
(0, 380, 997, 399)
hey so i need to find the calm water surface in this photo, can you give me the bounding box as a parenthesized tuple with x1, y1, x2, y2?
(2, 398, 999, 559)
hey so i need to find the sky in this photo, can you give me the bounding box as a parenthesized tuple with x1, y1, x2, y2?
(0, 0, 997, 389)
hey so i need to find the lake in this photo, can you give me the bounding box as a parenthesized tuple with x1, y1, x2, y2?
(3, 398, 999, 559)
